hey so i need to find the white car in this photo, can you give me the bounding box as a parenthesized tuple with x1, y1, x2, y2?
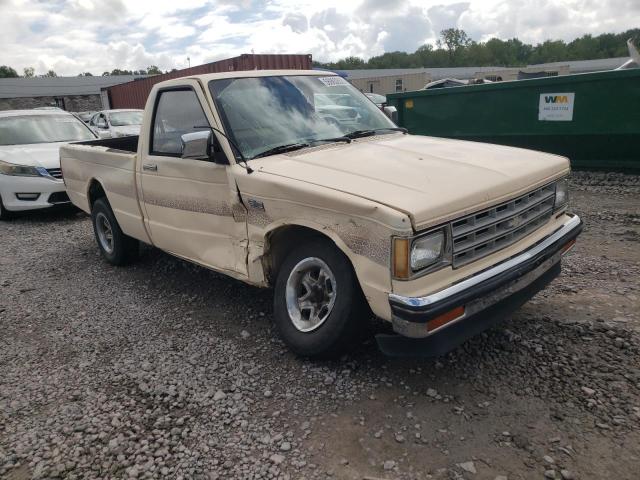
(0, 110, 97, 219)
(89, 109, 143, 138)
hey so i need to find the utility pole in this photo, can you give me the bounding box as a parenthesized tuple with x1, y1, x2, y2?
(187, 57, 191, 68)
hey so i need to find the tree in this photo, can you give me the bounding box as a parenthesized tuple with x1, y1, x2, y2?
(23, 67, 35, 77)
(146, 65, 162, 75)
(0, 65, 19, 78)
(78, 72, 93, 76)
(43, 70, 57, 77)
(438, 28, 472, 63)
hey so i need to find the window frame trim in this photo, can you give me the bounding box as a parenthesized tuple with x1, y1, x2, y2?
(149, 85, 212, 159)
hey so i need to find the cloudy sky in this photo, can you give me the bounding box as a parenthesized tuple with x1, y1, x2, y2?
(0, 0, 637, 76)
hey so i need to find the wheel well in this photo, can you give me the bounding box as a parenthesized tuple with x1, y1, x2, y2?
(88, 180, 107, 208)
(263, 225, 345, 286)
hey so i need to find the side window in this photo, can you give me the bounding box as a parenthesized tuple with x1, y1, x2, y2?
(152, 88, 210, 156)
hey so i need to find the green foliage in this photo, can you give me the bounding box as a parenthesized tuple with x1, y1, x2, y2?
(23, 67, 35, 78)
(0, 65, 19, 78)
(43, 70, 57, 77)
(314, 28, 640, 70)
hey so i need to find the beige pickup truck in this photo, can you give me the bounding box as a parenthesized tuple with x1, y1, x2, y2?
(60, 70, 582, 357)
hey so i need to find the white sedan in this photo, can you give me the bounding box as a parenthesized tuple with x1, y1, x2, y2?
(88, 109, 143, 138)
(0, 110, 97, 219)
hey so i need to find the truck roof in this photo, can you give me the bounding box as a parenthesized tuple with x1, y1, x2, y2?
(153, 69, 336, 89)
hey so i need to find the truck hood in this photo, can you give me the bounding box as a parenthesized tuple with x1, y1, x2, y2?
(253, 134, 569, 229)
(0, 142, 65, 169)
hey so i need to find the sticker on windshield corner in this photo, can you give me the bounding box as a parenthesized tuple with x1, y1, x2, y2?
(317, 76, 348, 87)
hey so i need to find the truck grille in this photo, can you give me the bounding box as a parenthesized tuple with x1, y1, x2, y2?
(46, 168, 63, 179)
(451, 183, 555, 268)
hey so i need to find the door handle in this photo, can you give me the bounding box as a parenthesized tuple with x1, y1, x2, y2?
(142, 163, 158, 172)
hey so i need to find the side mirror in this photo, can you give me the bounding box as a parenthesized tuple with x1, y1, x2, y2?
(383, 106, 398, 124)
(181, 130, 212, 160)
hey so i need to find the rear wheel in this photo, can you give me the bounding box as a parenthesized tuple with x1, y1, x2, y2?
(273, 238, 368, 358)
(91, 197, 139, 265)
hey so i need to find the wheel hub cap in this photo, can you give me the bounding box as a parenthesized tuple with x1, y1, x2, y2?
(285, 257, 337, 332)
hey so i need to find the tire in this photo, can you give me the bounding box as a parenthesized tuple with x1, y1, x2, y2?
(273, 238, 369, 358)
(91, 197, 139, 265)
(0, 195, 14, 221)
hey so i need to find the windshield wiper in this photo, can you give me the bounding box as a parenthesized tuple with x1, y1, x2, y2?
(345, 127, 408, 139)
(252, 142, 310, 159)
(309, 136, 352, 145)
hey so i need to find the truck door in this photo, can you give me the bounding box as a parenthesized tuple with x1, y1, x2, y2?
(138, 82, 247, 276)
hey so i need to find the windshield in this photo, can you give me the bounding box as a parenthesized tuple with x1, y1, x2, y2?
(109, 111, 143, 127)
(0, 114, 96, 145)
(208, 75, 396, 159)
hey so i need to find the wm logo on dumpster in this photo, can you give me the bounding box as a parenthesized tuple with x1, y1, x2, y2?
(544, 95, 570, 104)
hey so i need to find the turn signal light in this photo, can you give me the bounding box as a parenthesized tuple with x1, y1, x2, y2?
(393, 238, 410, 279)
(427, 306, 465, 331)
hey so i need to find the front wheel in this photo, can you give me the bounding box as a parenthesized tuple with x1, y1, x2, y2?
(0, 195, 14, 221)
(273, 239, 368, 358)
(91, 197, 139, 265)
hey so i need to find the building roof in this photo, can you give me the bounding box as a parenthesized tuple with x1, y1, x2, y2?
(0, 75, 147, 99)
(343, 66, 505, 80)
(343, 56, 632, 81)
(527, 56, 629, 73)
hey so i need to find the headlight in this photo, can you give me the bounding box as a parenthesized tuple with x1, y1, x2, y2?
(0, 159, 44, 177)
(393, 227, 450, 279)
(554, 178, 569, 210)
(411, 230, 444, 270)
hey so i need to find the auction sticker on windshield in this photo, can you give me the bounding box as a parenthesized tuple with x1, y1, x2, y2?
(538, 92, 575, 121)
(318, 76, 349, 87)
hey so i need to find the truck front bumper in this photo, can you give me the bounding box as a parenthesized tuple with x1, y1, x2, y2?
(378, 214, 582, 356)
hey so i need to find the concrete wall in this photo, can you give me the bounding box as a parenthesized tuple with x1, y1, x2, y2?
(0, 94, 102, 112)
(350, 72, 431, 95)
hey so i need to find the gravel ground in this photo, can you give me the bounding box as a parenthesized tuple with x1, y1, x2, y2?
(1, 171, 639, 480)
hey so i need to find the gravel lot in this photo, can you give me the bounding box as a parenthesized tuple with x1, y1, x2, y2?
(1, 171, 639, 480)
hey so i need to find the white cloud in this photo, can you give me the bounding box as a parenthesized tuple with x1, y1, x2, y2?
(0, 0, 636, 76)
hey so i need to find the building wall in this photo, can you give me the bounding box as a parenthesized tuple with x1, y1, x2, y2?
(107, 54, 313, 109)
(350, 72, 431, 95)
(0, 94, 102, 112)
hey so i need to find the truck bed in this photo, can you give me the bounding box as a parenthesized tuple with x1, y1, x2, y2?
(60, 136, 151, 243)
(73, 135, 139, 153)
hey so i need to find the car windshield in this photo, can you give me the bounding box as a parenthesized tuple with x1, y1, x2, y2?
(0, 114, 95, 145)
(208, 75, 396, 159)
(109, 111, 143, 127)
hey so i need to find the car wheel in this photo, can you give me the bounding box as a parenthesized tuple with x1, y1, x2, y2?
(0, 195, 14, 221)
(273, 238, 368, 358)
(91, 197, 139, 265)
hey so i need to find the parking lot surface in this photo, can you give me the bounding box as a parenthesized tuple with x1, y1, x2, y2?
(1, 172, 639, 480)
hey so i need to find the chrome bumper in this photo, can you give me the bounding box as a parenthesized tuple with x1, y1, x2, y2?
(388, 214, 582, 339)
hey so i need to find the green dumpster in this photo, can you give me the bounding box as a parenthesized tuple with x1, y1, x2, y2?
(387, 68, 640, 171)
